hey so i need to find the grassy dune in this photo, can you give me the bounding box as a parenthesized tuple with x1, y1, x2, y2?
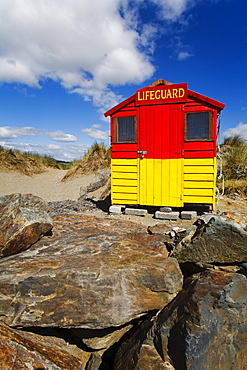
(0, 146, 61, 176)
(61, 143, 110, 181)
(0, 143, 110, 178)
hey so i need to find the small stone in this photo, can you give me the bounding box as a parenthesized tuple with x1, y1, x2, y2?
(155, 211, 179, 220)
(160, 207, 172, 212)
(109, 205, 122, 215)
(125, 208, 147, 217)
(172, 227, 186, 233)
(180, 211, 197, 220)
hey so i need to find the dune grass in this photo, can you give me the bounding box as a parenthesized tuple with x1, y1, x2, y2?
(0, 146, 61, 176)
(219, 135, 247, 196)
(222, 135, 247, 180)
(62, 142, 110, 181)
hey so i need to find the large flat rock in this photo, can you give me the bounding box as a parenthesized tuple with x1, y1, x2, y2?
(0, 214, 183, 329)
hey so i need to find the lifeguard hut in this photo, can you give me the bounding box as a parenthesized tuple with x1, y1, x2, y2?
(104, 80, 225, 210)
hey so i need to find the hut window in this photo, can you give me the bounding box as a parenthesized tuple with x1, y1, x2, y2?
(115, 116, 136, 142)
(185, 112, 212, 141)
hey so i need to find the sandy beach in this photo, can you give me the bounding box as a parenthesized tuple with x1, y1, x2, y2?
(0, 169, 96, 201)
(2, 167, 247, 229)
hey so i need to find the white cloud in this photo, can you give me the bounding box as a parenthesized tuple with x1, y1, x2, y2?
(177, 51, 193, 61)
(0, 126, 77, 142)
(151, 0, 193, 20)
(0, 0, 196, 112)
(81, 125, 109, 141)
(0, 141, 89, 161)
(224, 123, 247, 141)
(48, 131, 77, 142)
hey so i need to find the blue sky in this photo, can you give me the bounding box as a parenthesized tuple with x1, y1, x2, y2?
(0, 0, 246, 161)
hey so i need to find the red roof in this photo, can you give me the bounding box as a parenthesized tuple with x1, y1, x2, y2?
(104, 80, 225, 117)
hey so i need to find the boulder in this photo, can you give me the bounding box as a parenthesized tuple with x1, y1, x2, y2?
(114, 269, 247, 369)
(0, 321, 89, 369)
(171, 215, 247, 263)
(79, 169, 110, 201)
(152, 269, 247, 370)
(0, 193, 53, 257)
(0, 213, 183, 329)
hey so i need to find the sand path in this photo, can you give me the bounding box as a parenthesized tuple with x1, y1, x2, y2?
(0, 169, 96, 201)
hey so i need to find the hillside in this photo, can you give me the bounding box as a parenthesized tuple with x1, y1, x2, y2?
(0, 146, 60, 176)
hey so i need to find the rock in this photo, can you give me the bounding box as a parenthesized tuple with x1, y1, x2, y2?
(114, 269, 247, 370)
(155, 211, 179, 220)
(48, 199, 96, 215)
(79, 169, 110, 201)
(137, 344, 175, 369)
(152, 269, 247, 370)
(0, 214, 183, 329)
(114, 312, 155, 370)
(180, 210, 197, 220)
(0, 193, 53, 258)
(125, 208, 148, 216)
(109, 205, 122, 215)
(85, 352, 102, 370)
(0, 320, 89, 369)
(147, 224, 173, 235)
(82, 324, 133, 350)
(171, 215, 247, 263)
(220, 211, 247, 229)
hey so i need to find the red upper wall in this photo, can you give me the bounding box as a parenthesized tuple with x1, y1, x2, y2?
(105, 81, 225, 160)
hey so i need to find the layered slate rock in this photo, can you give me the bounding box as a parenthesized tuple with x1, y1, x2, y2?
(0, 193, 53, 257)
(154, 269, 247, 370)
(0, 214, 183, 329)
(0, 321, 88, 370)
(171, 215, 247, 263)
(114, 269, 247, 370)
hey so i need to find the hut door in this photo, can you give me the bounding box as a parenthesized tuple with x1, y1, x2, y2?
(111, 113, 139, 205)
(138, 104, 184, 207)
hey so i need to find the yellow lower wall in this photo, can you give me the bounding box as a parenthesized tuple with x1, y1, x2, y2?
(111, 157, 216, 208)
(183, 157, 216, 209)
(111, 159, 139, 204)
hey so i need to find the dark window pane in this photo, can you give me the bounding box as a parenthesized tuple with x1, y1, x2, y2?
(186, 112, 210, 140)
(117, 116, 136, 142)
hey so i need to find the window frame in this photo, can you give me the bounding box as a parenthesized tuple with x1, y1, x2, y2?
(184, 111, 213, 142)
(113, 115, 137, 143)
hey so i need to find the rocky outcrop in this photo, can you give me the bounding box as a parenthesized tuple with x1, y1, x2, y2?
(0, 213, 183, 329)
(171, 214, 247, 264)
(0, 193, 53, 257)
(0, 320, 89, 369)
(115, 269, 247, 370)
(1, 194, 247, 369)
